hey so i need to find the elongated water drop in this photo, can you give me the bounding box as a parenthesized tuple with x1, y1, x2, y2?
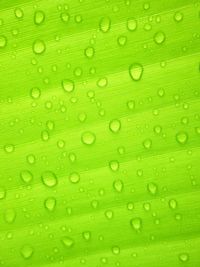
(129, 63, 143, 81)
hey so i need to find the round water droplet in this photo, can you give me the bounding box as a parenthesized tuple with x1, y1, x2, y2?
(129, 63, 143, 81)
(176, 131, 188, 145)
(14, 8, 24, 19)
(127, 202, 134, 210)
(32, 40, 46, 54)
(82, 231, 91, 241)
(61, 236, 74, 248)
(41, 171, 57, 188)
(69, 172, 80, 184)
(44, 197, 56, 211)
(130, 217, 142, 231)
(99, 17, 111, 33)
(4, 208, 16, 224)
(62, 79, 74, 93)
(20, 170, 33, 184)
(105, 210, 113, 220)
(20, 245, 34, 259)
(81, 131, 96, 145)
(179, 253, 189, 262)
(109, 119, 121, 133)
(127, 18, 137, 31)
(168, 199, 177, 209)
(113, 179, 124, 193)
(174, 12, 183, 22)
(112, 246, 120, 255)
(143, 139, 152, 149)
(97, 77, 108, 88)
(85, 46, 95, 58)
(154, 31, 165, 44)
(117, 35, 127, 46)
(154, 125, 162, 134)
(30, 87, 41, 99)
(4, 144, 15, 153)
(109, 160, 119, 172)
(0, 187, 6, 200)
(27, 154, 36, 165)
(0, 35, 7, 48)
(147, 182, 158, 195)
(46, 120, 55, 131)
(60, 12, 70, 23)
(41, 130, 49, 141)
(127, 100, 135, 110)
(34, 10, 45, 25)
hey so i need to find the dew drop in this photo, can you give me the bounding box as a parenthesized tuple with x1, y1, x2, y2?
(30, 87, 41, 99)
(99, 17, 111, 33)
(109, 119, 121, 133)
(97, 77, 108, 88)
(117, 35, 127, 46)
(154, 31, 165, 44)
(62, 79, 74, 93)
(130, 217, 142, 231)
(105, 210, 113, 220)
(0, 35, 7, 48)
(179, 253, 189, 262)
(60, 12, 70, 23)
(41, 171, 57, 188)
(20, 245, 34, 259)
(61, 236, 74, 248)
(127, 18, 137, 31)
(14, 8, 24, 19)
(32, 40, 46, 55)
(81, 131, 96, 145)
(174, 12, 183, 22)
(113, 179, 124, 193)
(69, 172, 80, 184)
(129, 63, 143, 81)
(85, 46, 95, 58)
(0, 187, 6, 200)
(20, 170, 33, 184)
(147, 182, 158, 195)
(4, 208, 16, 224)
(112, 246, 120, 255)
(34, 10, 45, 25)
(82, 231, 91, 241)
(44, 197, 56, 211)
(176, 131, 188, 145)
(109, 160, 119, 172)
(143, 139, 152, 149)
(168, 199, 177, 209)
(4, 144, 15, 153)
(41, 130, 49, 141)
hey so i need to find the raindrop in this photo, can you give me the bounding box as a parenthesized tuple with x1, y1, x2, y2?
(129, 63, 143, 81)
(32, 40, 46, 54)
(109, 119, 121, 133)
(41, 171, 57, 188)
(99, 17, 111, 33)
(81, 131, 96, 145)
(62, 79, 74, 93)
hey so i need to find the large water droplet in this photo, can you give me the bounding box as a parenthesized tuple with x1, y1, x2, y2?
(127, 18, 137, 31)
(62, 79, 74, 93)
(179, 253, 189, 262)
(109, 160, 119, 172)
(14, 8, 24, 19)
(30, 87, 41, 99)
(129, 63, 143, 81)
(4, 144, 15, 153)
(130, 217, 142, 231)
(168, 199, 177, 209)
(109, 119, 121, 133)
(154, 31, 165, 44)
(81, 131, 96, 145)
(32, 40, 46, 54)
(99, 17, 111, 33)
(69, 172, 80, 184)
(41, 171, 57, 188)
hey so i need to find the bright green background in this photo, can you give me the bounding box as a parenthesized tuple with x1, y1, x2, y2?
(0, 0, 200, 266)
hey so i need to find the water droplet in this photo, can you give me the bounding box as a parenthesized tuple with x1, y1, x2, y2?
(143, 139, 152, 149)
(109, 160, 119, 172)
(20, 170, 33, 184)
(99, 17, 111, 33)
(82, 231, 91, 241)
(130, 217, 142, 231)
(41, 130, 49, 141)
(176, 131, 188, 145)
(129, 63, 143, 81)
(147, 182, 158, 195)
(34, 10, 45, 25)
(85, 46, 95, 58)
(127, 18, 137, 31)
(105, 210, 113, 220)
(168, 199, 177, 209)
(69, 172, 80, 184)
(113, 179, 124, 193)
(27, 154, 36, 165)
(44, 197, 56, 211)
(60, 12, 70, 23)
(46, 120, 55, 131)
(14, 8, 24, 19)
(61, 236, 74, 248)
(0, 35, 7, 48)
(4, 144, 15, 153)
(62, 79, 74, 93)
(154, 31, 165, 44)
(154, 125, 162, 134)
(112, 246, 120, 255)
(0, 187, 6, 200)
(174, 12, 183, 22)
(41, 171, 57, 188)
(4, 209, 16, 224)
(179, 253, 189, 262)
(117, 35, 127, 46)
(30, 87, 41, 99)
(81, 131, 96, 145)
(109, 119, 121, 133)
(32, 40, 46, 54)
(97, 77, 108, 88)
(127, 202, 134, 210)
(20, 245, 34, 259)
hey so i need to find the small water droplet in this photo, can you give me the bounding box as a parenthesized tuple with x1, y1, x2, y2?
(0, 35, 7, 48)
(34, 10, 45, 25)
(112, 246, 120, 255)
(4, 144, 15, 153)
(113, 179, 124, 193)
(109, 119, 121, 133)
(143, 139, 152, 149)
(4, 208, 16, 224)
(0, 187, 6, 200)
(129, 63, 143, 81)
(174, 12, 183, 22)
(41, 130, 49, 141)
(20, 245, 34, 259)
(179, 253, 189, 262)
(85, 46, 95, 58)
(130, 217, 142, 232)
(30, 87, 41, 99)
(41, 171, 57, 188)
(154, 31, 165, 44)
(60, 12, 70, 23)
(105, 210, 113, 220)
(127, 18, 137, 31)
(168, 199, 177, 209)
(147, 182, 158, 195)
(14, 8, 24, 19)
(33, 40, 46, 54)
(69, 172, 80, 184)
(97, 77, 108, 88)
(61, 236, 74, 248)
(20, 170, 33, 184)
(109, 160, 119, 172)
(62, 79, 74, 93)
(82, 231, 91, 241)
(176, 131, 188, 145)
(81, 131, 96, 145)
(44, 197, 56, 211)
